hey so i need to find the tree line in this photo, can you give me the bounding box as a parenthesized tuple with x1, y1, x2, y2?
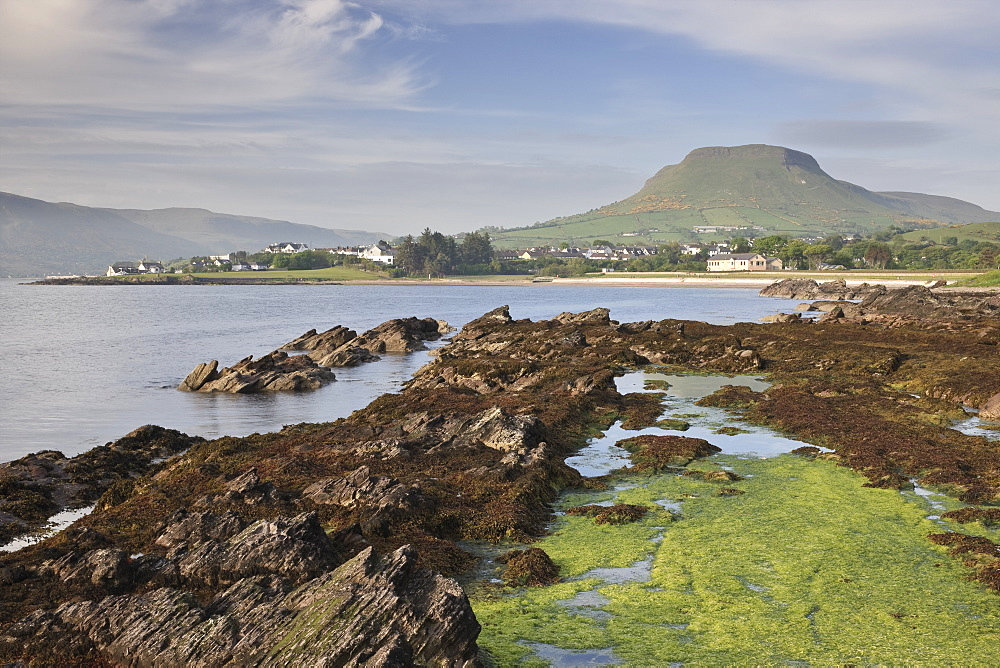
(392, 229, 495, 277)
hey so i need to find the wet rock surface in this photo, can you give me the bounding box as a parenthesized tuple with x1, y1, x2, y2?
(4, 301, 1000, 663)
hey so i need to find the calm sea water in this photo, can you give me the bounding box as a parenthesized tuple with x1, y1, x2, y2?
(0, 279, 791, 462)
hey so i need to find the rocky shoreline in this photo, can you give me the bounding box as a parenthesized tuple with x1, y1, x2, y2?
(2, 285, 1000, 664)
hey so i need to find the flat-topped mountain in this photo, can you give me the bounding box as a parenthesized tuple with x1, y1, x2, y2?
(494, 145, 999, 248)
(0, 193, 389, 276)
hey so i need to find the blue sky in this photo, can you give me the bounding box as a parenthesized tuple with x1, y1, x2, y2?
(2, 0, 998, 236)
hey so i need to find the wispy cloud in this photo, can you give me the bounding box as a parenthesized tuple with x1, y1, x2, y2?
(371, 0, 1000, 123)
(0, 0, 423, 110)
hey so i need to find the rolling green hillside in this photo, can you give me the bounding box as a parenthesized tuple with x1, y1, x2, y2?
(899, 221, 1000, 245)
(493, 145, 1000, 248)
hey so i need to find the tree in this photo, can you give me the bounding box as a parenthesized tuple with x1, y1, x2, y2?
(729, 237, 752, 253)
(822, 234, 844, 251)
(752, 236, 788, 257)
(863, 243, 893, 269)
(804, 244, 832, 270)
(780, 239, 809, 270)
(460, 231, 493, 265)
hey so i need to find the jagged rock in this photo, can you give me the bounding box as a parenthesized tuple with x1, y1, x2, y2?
(302, 466, 429, 512)
(282, 324, 357, 352)
(41, 548, 133, 590)
(759, 278, 883, 301)
(2, 544, 480, 667)
(178, 360, 219, 391)
(351, 317, 446, 353)
(196, 468, 282, 507)
(554, 308, 612, 326)
(859, 284, 1000, 319)
(176, 512, 340, 588)
(155, 510, 248, 555)
(981, 392, 1000, 421)
(760, 312, 803, 323)
(311, 344, 381, 367)
(562, 370, 617, 396)
(464, 406, 545, 452)
(455, 306, 513, 340)
(184, 351, 336, 393)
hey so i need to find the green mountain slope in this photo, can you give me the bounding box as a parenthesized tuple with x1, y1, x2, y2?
(494, 145, 999, 248)
(0, 193, 389, 276)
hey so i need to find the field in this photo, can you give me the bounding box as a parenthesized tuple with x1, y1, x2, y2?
(900, 221, 1000, 245)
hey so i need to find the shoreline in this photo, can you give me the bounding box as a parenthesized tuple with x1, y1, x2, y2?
(24, 271, 995, 291)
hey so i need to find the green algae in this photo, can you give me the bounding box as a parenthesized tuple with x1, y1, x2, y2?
(471, 455, 1000, 666)
(474, 580, 610, 667)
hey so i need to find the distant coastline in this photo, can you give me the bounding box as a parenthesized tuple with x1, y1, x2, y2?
(25, 270, 989, 290)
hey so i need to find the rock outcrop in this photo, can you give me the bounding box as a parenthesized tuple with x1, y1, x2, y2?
(180, 317, 451, 393)
(760, 279, 1000, 325)
(981, 392, 1000, 422)
(4, 513, 480, 666)
(759, 278, 883, 301)
(179, 350, 336, 393)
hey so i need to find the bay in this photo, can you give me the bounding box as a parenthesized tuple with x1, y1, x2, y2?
(0, 279, 790, 462)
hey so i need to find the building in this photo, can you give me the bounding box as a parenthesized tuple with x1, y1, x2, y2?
(325, 246, 361, 256)
(107, 262, 139, 276)
(359, 242, 395, 264)
(707, 253, 782, 272)
(107, 260, 167, 276)
(263, 242, 309, 254)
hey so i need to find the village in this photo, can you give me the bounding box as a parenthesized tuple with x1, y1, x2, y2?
(107, 239, 784, 276)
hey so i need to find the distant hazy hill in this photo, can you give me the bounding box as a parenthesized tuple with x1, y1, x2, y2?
(0, 192, 389, 276)
(494, 145, 1000, 248)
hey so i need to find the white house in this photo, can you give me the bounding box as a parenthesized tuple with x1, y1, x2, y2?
(359, 242, 395, 264)
(107, 262, 139, 276)
(326, 246, 361, 256)
(707, 253, 783, 271)
(137, 260, 165, 273)
(264, 242, 309, 254)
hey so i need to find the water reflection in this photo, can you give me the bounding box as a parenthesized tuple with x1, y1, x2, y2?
(0, 506, 94, 553)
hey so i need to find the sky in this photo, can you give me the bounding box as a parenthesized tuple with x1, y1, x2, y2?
(2, 0, 999, 237)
